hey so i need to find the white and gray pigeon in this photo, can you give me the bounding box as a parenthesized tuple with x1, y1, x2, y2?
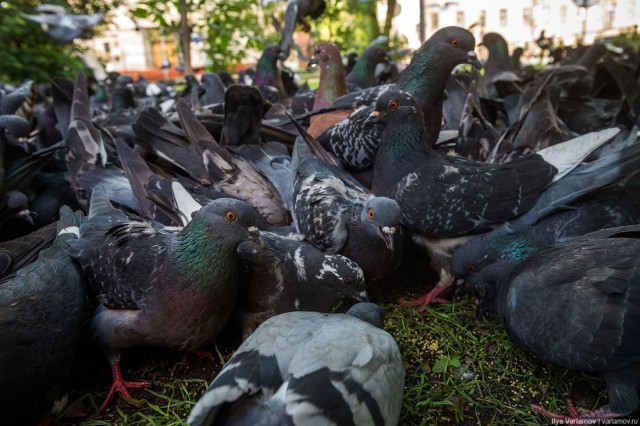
(67, 185, 264, 410)
(236, 230, 368, 338)
(187, 302, 404, 426)
(291, 122, 403, 283)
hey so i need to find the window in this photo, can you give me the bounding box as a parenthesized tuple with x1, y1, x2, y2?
(431, 12, 439, 29)
(499, 8, 508, 26)
(456, 11, 465, 27)
(479, 10, 486, 27)
(560, 5, 567, 23)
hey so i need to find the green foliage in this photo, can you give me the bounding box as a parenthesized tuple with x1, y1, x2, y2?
(432, 354, 461, 374)
(0, 1, 86, 84)
(134, 0, 281, 72)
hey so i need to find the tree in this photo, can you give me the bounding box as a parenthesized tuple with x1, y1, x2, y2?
(133, 0, 280, 72)
(0, 0, 123, 84)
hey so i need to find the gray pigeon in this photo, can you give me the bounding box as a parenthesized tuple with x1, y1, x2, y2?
(236, 230, 368, 338)
(67, 185, 263, 410)
(468, 225, 640, 421)
(0, 206, 86, 422)
(187, 302, 404, 426)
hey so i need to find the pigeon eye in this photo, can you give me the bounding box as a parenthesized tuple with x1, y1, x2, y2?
(342, 278, 352, 286)
(368, 209, 375, 220)
(225, 211, 237, 221)
(466, 264, 477, 273)
(451, 39, 460, 48)
(388, 100, 399, 109)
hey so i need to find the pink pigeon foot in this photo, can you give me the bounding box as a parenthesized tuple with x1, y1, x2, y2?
(99, 361, 152, 411)
(531, 398, 624, 422)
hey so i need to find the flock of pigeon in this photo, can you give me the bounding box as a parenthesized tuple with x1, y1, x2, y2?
(1, 6, 640, 425)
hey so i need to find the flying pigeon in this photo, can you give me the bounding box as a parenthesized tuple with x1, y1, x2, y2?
(21, 4, 102, 44)
(187, 302, 404, 426)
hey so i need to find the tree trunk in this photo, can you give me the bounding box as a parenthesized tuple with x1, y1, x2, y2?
(383, 0, 397, 37)
(180, 0, 192, 74)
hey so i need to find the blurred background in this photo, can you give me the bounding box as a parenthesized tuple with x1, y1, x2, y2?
(1, 0, 639, 84)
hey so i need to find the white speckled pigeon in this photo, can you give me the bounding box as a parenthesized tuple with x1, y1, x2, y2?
(0, 206, 86, 422)
(468, 225, 640, 421)
(291, 120, 403, 283)
(67, 185, 263, 410)
(187, 302, 404, 426)
(236, 230, 368, 338)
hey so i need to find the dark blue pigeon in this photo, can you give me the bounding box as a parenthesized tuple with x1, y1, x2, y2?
(452, 138, 640, 293)
(187, 302, 404, 426)
(236, 230, 368, 338)
(468, 225, 640, 421)
(0, 206, 86, 423)
(67, 185, 263, 410)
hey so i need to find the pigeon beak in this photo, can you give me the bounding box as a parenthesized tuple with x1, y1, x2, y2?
(307, 56, 318, 72)
(364, 110, 382, 127)
(356, 290, 369, 302)
(467, 51, 482, 69)
(377, 226, 396, 252)
(453, 277, 467, 298)
(247, 226, 265, 250)
(16, 209, 36, 226)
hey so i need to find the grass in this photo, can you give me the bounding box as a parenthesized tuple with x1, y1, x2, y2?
(54, 291, 617, 426)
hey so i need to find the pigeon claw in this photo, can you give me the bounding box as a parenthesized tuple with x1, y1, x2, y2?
(530, 398, 623, 422)
(99, 361, 152, 411)
(398, 286, 450, 313)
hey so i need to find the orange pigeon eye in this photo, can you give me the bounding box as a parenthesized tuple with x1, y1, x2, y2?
(225, 211, 237, 221)
(466, 264, 477, 273)
(451, 39, 460, 48)
(342, 278, 352, 286)
(388, 100, 399, 109)
(368, 209, 375, 220)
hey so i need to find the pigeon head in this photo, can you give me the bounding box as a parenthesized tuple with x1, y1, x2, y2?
(360, 197, 401, 252)
(308, 42, 342, 71)
(367, 90, 421, 125)
(263, 45, 287, 62)
(185, 198, 263, 249)
(346, 302, 385, 328)
(314, 253, 368, 304)
(397, 26, 480, 91)
(361, 45, 389, 65)
(466, 260, 519, 318)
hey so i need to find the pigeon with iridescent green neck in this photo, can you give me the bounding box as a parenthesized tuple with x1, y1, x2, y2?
(253, 45, 287, 102)
(68, 185, 264, 410)
(345, 45, 388, 90)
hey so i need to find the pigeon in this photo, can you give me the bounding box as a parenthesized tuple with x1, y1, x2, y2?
(187, 302, 404, 426)
(306, 42, 348, 137)
(0, 206, 86, 422)
(452, 141, 640, 287)
(368, 90, 558, 306)
(0, 218, 57, 279)
(345, 45, 389, 90)
(253, 45, 287, 102)
(278, 0, 327, 59)
(175, 99, 290, 226)
(478, 32, 522, 98)
(313, 26, 482, 170)
(219, 85, 272, 146)
(291, 121, 403, 283)
(468, 225, 640, 421)
(67, 185, 264, 409)
(20, 3, 102, 44)
(235, 230, 368, 338)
